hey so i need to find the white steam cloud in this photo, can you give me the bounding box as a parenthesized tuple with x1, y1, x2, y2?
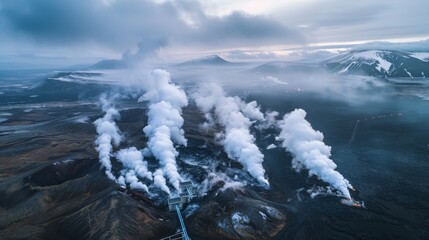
(139, 69, 188, 193)
(116, 147, 152, 181)
(94, 94, 122, 181)
(199, 171, 245, 195)
(94, 95, 154, 194)
(153, 169, 171, 195)
(259, 110, 280, 130)
(277, 109, 353, 199)
(117, 170, 149, 193)
(116, 147, 152, 193)
(193, 83, 269, 186)
(236, 98, 265, 121)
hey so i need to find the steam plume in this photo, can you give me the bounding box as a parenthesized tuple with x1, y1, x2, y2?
(139, 69, 188, 193)
(259, 110, 280, 129)
(115, 147, 152, 193)
(116, 147, 152, 180)
(153, 169, 170, 194)
(199, 171, 245, 194)
(193, 84, 269, 185)
(277, 109, 353, 199)
(94, 94, 122, 181)
(116, 170, 149, 193)
(236, 97, 265, 121)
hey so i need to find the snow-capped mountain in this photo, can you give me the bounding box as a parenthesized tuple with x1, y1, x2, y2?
(176, 55, 230, 66)
(323, 50, 429, 78)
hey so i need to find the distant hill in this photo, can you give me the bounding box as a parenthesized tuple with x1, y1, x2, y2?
(176, 55, 230, 66)
(249, 61, 323, 74)
(89, 59, 128, 70)
(29, 72, 110, 100)
(323, 50, 429, 78)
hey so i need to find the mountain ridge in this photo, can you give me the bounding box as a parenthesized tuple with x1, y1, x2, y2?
(176, 55, 230, 66)
(323, 50, 429, 78)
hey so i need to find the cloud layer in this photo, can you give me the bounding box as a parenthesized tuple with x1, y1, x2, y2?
(0, 0, 304, 63)
(1, 0, 428, 68)
(352, 39, 429, 52)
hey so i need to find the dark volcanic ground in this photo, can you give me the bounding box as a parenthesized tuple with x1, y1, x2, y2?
(0, 69, 429, 240)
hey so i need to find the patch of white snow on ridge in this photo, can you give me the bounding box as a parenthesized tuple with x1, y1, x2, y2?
(410, 52, 429, 62)
(338, 62, 354, 73)
(231, 212, 250, 227)
(404, 68, 413, 78)
(352, 51, 392, 72)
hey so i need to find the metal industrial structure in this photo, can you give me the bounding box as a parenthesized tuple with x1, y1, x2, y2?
(161, 181, 195, 240)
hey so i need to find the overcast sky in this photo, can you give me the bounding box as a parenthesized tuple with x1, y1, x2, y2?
(0, 0, 428, 69)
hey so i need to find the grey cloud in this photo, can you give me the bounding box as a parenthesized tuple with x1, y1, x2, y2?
(288, 50, 336, 63)
(194, 11, 305, 47)
(0, 0, 305, 62)
(273, 0, 384, 29)
(352, 39, 429, 52)
(273, 0, 429, 43)
(0, 0, 182, 49)
(122, 37, 169, 63)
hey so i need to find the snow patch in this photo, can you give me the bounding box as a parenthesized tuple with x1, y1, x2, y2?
(231, 212, 250, 227)
(352, 51, 392, 72)
(410, 52, 429, 62)
(338, 62, 354, 74)
(330, 50, 394, 73)
(404, 68, 413, 78)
